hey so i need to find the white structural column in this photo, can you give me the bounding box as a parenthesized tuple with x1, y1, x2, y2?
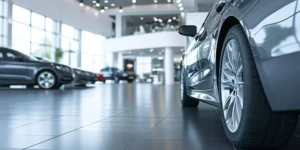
(118, 53, 124, 70)
(115, 15, 122, 37)
(112, 52, 118, 67)
(164, 47, 174, 84)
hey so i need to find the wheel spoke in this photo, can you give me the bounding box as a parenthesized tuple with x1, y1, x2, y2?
(236, 65, 243, 76)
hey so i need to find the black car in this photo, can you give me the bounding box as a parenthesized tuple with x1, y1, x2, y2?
(179, 0, 300, 149)
(100, 67, 136, 83)
(0, 47, 73, 89)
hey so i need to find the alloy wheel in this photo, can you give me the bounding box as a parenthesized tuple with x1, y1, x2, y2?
(221, 39, 244, 133)
(38, 72, 55, 89)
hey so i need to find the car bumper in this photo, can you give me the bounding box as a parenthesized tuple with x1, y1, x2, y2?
(257, 52, 300, 111)
(56, 72, 74, 84)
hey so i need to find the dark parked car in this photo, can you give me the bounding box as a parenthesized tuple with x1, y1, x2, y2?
(179, 0, 300, 149)
(100, 67, 136, 83)
(0, 48, 73, 89)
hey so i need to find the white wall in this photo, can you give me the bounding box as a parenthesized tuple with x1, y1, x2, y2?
(11, 0, 113, 37)
(103, 32, 185, 52)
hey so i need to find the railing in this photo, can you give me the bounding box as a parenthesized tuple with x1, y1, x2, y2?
(108, 24, 179, 38)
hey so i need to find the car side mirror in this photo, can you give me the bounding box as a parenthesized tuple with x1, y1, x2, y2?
(179, 25, 197, 37)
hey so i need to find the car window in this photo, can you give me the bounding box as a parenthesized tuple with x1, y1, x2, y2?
(6, 52, 18, 60)
(0, 52, 3, 59)
(101, 68, 108, 72)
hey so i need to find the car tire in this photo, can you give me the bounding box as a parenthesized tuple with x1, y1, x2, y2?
(114, 76, 120, 84)
(218, 25, 298, 149)
(127, 79, 134, 83)
(180, 67, 199, 107)
(36, 71, 57, 89)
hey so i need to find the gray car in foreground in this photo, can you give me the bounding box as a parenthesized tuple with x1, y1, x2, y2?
(179, 0, 300, 149)
(0, 48, 73, 89)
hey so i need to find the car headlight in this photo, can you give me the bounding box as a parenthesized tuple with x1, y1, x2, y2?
(55, 66, 71, 72)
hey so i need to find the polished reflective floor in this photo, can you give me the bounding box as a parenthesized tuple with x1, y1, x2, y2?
(0, 83, 299, 150)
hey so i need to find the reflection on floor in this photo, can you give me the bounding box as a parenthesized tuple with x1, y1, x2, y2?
(0, 83, 299, 150)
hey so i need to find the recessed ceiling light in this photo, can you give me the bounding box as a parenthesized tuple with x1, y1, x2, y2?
(150, 49, 153, 52)
(92, 0, 96, 3)
(167, 0, 171, 2)
(158, 57, 164, 60)
(132, 0, 136, 3)
(176, 0, 181, 3)
(173, 17, 176, 20)
(140, 17, 144, 20)
(119, 6, 123, 13)
(100, 7, 105, 13)
(178, 3, 182, 7)
(154, 0, 158, 3)
(96, 3, 100, 7)
(153, 17, 158, 21)
(104, 0, 109, 3)
(168, 19, 172, 23)
(111, 3, 115, 6)
(104, 6, 108, 9)
(158, 18, 163, 23)
(79, 0, 84, 7)
(179, 7, 184, 11)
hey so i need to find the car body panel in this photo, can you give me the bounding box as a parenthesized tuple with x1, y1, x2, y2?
(0, 48, 73, 86)
(182, 0, 300, 111)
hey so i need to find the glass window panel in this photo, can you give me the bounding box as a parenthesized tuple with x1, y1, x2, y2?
(3, 0, 8, 17)
(61, 37, 72, 50)
(45, 32, 55, 47)
(31, 12, 45, 29)
(12, 39, 30, 55)
(75, 29, 79, 40)
(2, 37, 7, 47)
(31, 43, 46, 57)
(61, 24, 75, 38)
(2, 18, 7, 36)
(0, 19, 3, 35)
(45, 46, 55, 61)
(12, 5, 30, 24)
(31, 28, 45, 44)
(0, 37, 2, 47)
(0, 1, 3, 16)
(45, 17, 54, 33)
(12, 22, 30, 41)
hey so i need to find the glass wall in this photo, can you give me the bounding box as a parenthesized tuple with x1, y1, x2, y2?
(81, 31, 106, 72)
(60, 24, 80, 67)
(12, 5, 59, 59)
(0, 0, 8, 47)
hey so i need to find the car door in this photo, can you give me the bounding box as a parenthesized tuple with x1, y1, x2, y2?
(0, 50, 6, 82)
(184, 2, 222, 90)
(1, 50, 36, 84)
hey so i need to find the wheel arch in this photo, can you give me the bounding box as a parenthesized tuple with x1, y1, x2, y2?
(35, 69, 58, 84)
(216, 16, 242, 81)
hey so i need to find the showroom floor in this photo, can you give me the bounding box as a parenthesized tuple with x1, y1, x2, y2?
(0, 83, 299, 150)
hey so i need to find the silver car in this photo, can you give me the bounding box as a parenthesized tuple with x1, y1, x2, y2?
(179, 0, 300, 149)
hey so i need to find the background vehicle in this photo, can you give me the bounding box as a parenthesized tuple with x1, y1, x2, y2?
(87, 71, 98, 84)
(97, 73, 104, 82)
(179, 0, 300, 149)
(0, 48, 73, 89)
(100, 67, 136, 83)
(73, 68, 89, 86)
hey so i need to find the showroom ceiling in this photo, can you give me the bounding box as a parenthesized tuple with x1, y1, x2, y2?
(125, 14, 179, 26)
(80, 0, 173, 9)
